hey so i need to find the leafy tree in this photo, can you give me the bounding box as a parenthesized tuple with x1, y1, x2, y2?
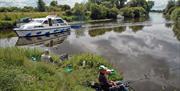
(107, 7, 119, 19)
(73, 3, 87, 21)
(147, 1, 154, 11)
(58, 5, 71, 11)
(170, 7, 180, 20)
(90, 4, 108, 19)
(0, 7, 21, 12)
(47, 6, 61, 12)
(113, 0, 127, 9)
(37, 0, 46, 12)
(120, 7, 146, 18)
(22, 6, 35, 12)
(176, 0, 180, 6)
(164, 0, 176, 16)
(50, 0, 58, 7)
(88, 0, 102, 4)
(128, 0, 149, 11)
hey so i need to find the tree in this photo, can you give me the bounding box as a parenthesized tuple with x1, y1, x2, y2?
(58, 5, 71, 11)
(50, 0, 58, 7)
(88, 0, 102, 4)
(107, 7, 119, 19)
(128, 0, 149, 11)
(37, 0, 46, 12)
(73, 3, 87, 21)
(147, 1, 154, 11)
(113, 0, 127, 9)
(166, 0, 176, 10)
(176, 0, 180, 6)
(90, 4, 108, 19)
(22, 6, 35, 12)
(164, 0, 176, 15)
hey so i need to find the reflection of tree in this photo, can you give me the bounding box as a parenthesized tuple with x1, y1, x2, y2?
(88, 28, 111, 37)
(165, 23, 173, 28)
(75, 29, 85, 38)
(129, 25, 144, 32)
(113, 26, 126, 33)
(172, 22, 180, 41)
(124, 17, 149, 23)
(0, 29, 16, 38)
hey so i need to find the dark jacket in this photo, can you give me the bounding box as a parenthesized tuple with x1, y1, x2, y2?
(98, 73, 111, 91)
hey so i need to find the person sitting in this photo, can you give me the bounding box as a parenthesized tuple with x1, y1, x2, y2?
(98, 65, 128, 91)
(41, 49, 53, 63)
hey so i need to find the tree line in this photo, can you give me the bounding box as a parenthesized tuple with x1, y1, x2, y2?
(0, 0, 154, 20)
(0, 0, 70, 12)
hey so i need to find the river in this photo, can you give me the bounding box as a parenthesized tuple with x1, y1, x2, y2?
(0, 13, 180, 91)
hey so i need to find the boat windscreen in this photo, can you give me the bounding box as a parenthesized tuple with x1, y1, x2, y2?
(31, 20, 44, 23)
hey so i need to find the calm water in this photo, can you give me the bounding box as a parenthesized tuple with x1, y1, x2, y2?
(0, 13, 180, 91)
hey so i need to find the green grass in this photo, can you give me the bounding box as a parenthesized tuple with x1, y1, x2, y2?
(170, 7, 180, 21)
(0, 47, 123, 91)
(0, 12, 63, 21)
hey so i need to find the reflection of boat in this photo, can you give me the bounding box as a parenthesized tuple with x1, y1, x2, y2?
(16, 31, 70, 47)
(14, 15, 71, 37)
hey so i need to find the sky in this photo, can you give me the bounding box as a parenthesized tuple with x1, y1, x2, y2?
(0, 0, 169, 10)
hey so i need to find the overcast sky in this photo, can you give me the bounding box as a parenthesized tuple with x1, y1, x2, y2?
(0, 0, 169, 10)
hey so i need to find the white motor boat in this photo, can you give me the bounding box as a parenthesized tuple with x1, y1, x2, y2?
(14, 15, 71, 37)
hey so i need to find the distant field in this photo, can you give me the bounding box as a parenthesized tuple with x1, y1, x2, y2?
(0, 12, 63, 21)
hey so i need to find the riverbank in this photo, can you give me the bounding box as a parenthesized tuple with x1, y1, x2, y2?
(0, 47, 122, 91)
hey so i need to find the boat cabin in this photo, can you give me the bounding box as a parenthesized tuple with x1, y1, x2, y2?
(20, 15, 68, 29)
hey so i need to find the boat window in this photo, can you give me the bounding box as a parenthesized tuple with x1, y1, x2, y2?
(34, 26, 44, 28)
(31, 20, 44, 23)
(43, 20, 48, 24)
(55, 19, 64, 23)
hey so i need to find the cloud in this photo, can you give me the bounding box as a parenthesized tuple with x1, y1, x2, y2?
(0, 0, 87, 7)
(0, 0, 168, 10)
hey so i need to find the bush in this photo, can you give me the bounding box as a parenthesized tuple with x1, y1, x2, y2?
(120, 7, 147, 18)
(170, 7, 180, 21)
(90, 4, 108, 19)
(0, 21, 14, 29)
(0, 47, 123, 91)
(107, 7, 119, 19)
(165, 6, 176, 17)
(172, 22, 180, 41)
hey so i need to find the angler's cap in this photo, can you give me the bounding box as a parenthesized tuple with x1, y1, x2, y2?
(99, 65, 107, 70)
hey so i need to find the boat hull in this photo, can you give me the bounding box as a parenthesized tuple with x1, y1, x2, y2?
(14, 26, 71, 37)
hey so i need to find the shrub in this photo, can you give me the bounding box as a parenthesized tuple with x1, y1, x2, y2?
(165, 6, 176, 17)
(170, 7, 180, 21)
(172, 22, 180, 41)
(90, 4, 108, 19)
(0, 21, 14, 29)
(107, 7, 119, 19)
(120, 7, 147, 18)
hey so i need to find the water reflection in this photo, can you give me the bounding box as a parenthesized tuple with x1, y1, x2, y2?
(16, 31, 70, 47)
(165, 22, 173, 28)
(89, 28, 112, 37)
(129, 25, 144, 32)
(88, 25, 145, 37)
(113, 26, 126, 33)
(124, 17, 149, 23)
(0, 29, 16, 38)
